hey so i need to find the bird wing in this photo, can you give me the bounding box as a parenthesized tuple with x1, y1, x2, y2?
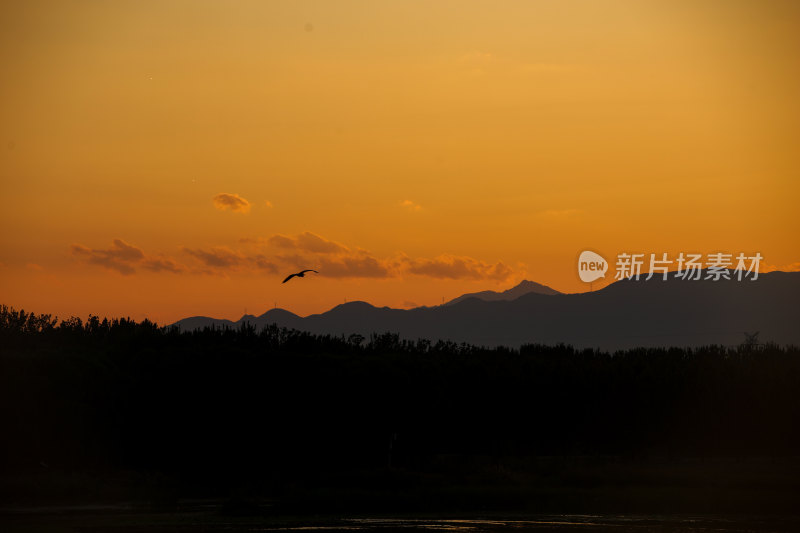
(282, 273, 297, 283)
(301, 269, 319, 274)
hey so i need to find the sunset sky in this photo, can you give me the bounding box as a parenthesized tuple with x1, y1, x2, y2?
(1, 1, 799, 324)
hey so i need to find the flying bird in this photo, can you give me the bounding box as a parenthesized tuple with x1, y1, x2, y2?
(282, 269, 319, 283)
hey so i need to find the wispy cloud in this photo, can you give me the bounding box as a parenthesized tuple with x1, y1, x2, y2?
(317, 253, 392, 279)
(250, 254, 279, 274)
(72, 239, 188, 275)
(400, 200, 422, 211)
(268, 232, 348, 254)
(182, 246, 244, 268)
(71, 239, 146, 275)
(276, 249, 391, 279)
(403, 254, 513, 281)
(72, 233, 518, 282)
(238, 236, 269, 245)
(142, 257, 185, 273)
(263, 233, 516, 281)
(181, 245, 279, 274)
(213, 193, 251, 213)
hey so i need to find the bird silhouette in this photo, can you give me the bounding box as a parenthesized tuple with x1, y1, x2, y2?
(282, 269, 319, 283)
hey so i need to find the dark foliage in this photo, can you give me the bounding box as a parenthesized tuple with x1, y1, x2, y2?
(2, 305, 800, 496)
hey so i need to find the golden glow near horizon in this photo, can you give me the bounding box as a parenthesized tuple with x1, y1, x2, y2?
(1, 1, 799, 324)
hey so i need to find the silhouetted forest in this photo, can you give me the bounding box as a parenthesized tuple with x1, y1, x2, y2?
(2, 305, 800, 513)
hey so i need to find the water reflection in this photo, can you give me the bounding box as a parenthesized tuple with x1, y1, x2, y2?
(251, 515, 800, 533)
(2, 507, 798, 532)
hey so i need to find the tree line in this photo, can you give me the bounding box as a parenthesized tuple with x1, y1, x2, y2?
(2, 304, 799, 491)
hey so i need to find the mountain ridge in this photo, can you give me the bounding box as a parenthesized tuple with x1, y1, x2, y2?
(172, 272, 800, 350)
(444, 279, 561, 306)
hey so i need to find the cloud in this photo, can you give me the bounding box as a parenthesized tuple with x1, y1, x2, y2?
(268, 232, 348, 254)
(106, 239, 144, 261)
(250, 254, 279, 274)
(404, 255, 514, 281)
(241, 232, 518, 281)
(142, 257, 185, 273)
(73, 231, 519, 282)
(238, 236, 269, 245)
(317, 253, 392, 279)
(71, 239, 146, 275)
(266, 233, 392, 279)
(72, 239, 187, 275)
(297, 232, 348, 254)
(182, 247, 243, 268)
(265, 200, 273, 208)
(400, 200, 422, 211)
(213, 193, 251, 213)
(267, 235, 295, 248)
(275, 251, 391, 279)
(181, 247, 278, 273)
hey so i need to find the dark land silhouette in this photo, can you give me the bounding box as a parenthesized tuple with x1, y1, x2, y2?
(443, 279, 562, 305)
(175, 271, 800, 350)
(2, 299, 800, 525)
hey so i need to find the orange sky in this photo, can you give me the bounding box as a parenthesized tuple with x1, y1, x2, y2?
(1, 1, 799, 324)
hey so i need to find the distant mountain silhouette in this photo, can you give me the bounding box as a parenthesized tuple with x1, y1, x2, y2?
(444, 279, 561, 305)
(173, 271, 800, 350)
